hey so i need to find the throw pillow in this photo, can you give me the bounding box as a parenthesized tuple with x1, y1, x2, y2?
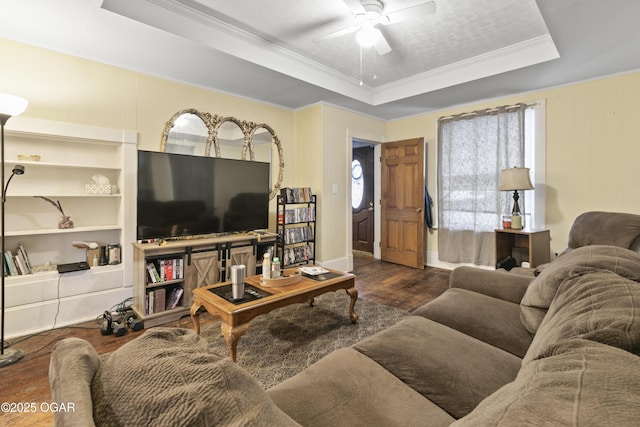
(520, 245, 640, 333)
(91, 328, 299, 427)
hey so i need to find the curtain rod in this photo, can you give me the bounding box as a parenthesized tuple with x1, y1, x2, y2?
(438, 102, 538, 122)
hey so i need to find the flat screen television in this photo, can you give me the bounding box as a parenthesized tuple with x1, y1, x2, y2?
(137, 150, 270, 240)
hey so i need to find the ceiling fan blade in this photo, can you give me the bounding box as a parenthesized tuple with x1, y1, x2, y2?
(374, 30, 392, 56)
(385, 1, 436, 24)
(315, 25, 360, 42)
(343, 0, 366, 15)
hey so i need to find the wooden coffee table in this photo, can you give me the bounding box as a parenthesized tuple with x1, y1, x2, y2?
(190, 269, 357, 361)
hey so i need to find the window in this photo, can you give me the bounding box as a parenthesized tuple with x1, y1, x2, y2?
(437, 102, 545, 266)
(352, 159, 364, 209)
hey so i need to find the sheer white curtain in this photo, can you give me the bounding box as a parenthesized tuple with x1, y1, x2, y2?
(437, 104, 525, 266)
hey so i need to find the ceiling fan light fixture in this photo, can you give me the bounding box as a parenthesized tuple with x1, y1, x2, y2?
(356, 23, 380, 48)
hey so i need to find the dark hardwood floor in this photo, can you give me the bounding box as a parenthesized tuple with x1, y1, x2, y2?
(0, 252, 449, 426)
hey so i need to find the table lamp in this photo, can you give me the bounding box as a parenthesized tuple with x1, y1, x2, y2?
(499, 167, 533, 229)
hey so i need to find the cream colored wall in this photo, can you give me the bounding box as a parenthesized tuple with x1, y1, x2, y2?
(294, 104, 323, 259)
(318, 104, 386, 269)
(0, 38, 296, 231)
(387, 71, 640, 261)
(7, 37, 640, 269)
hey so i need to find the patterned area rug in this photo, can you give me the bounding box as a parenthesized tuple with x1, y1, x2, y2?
(199, 291, 408, 389)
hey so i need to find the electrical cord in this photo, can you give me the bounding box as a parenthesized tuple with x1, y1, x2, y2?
(2, 272, 67, 350)
(4, 291, 134, 362)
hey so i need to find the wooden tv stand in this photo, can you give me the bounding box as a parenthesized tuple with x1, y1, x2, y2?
(132, 231, 277, 327)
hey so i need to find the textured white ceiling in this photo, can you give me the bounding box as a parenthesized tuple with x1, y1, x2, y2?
(186, 0, 552, 85)
(100, 0, 558, 105)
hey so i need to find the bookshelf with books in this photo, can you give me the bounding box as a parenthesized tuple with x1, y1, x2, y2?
(136, 250, 187, 325)
(276, 187, 316, 267)
(3, 117, 136, 339)
(132, 231, 277, 327)
(144, 255, 185, 317)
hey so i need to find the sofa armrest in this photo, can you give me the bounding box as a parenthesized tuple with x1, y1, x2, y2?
(449, 266, 533, 304)
(49, 337, 101, 427)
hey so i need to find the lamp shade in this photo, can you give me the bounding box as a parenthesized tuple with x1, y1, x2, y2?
(499, 167, 534, 191)
(0, 94, 28, 117)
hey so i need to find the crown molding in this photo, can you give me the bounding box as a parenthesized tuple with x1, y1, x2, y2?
(372, 35, 559, 105)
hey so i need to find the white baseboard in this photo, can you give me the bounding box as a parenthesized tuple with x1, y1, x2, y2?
(318, 256, 351, 272)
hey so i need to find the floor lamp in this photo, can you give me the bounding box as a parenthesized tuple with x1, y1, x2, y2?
(0, 93, 28, 368)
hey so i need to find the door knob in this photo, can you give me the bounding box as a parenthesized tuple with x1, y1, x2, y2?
(416, 208, 422, 213)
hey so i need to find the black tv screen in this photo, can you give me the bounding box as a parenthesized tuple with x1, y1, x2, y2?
(137, 150, 270, 240)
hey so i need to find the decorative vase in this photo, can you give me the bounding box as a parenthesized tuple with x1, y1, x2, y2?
(58, 216, 74, 229)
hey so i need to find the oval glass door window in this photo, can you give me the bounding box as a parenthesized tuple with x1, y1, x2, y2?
(352, 159, 364, 209)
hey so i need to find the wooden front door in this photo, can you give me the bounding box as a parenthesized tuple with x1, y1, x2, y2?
(381, 138, 425, 269)
(352, 146, 375, 253)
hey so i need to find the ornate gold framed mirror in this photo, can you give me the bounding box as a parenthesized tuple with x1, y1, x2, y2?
(250, 124, 283, 200)
(160, 109, 214, 156)
(161, 110, 284, 199)
(214, 117, 248, 160)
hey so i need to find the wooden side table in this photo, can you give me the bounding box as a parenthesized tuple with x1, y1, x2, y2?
(495, 228, 551, 268)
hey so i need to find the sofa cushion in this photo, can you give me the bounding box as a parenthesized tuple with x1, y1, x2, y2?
(91, 328, 299, 427)
(413, 288, 532, 358)
(353, 316, 522, 419)
(520, 245, 640, 333)
(522, 268, 640, 365)
(267, 347, 455, 427)
(449, 266, 532, 304)
(452, 340, 640, 427)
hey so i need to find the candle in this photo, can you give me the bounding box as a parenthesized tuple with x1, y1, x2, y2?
(511, 214, 522, 230)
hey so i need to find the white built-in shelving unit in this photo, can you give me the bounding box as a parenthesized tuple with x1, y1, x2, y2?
(2, 117, 137, 338)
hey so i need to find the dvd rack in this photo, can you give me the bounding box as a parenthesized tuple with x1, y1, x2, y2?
(276, 188, 316, 267)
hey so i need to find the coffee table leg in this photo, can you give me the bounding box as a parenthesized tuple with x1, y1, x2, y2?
(346, 287, 359, 323)
(190, 300, 203, 335)
(221, 322, 249, 362)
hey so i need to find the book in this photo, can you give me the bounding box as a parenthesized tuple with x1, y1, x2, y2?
(300, 266, 329, 276)
(17, 243, 32, 274)
(159, 259, 165, 281)
(146, 263, 160, 283)
(147, 290, 155, 315)
(154, 288, 166, 314)
(167, 287, 184, 310)
(164, 259, 174, 281)
(175, 258, 183, 279)
(14, 254, 27, 275)
(4, 251, 17, 276)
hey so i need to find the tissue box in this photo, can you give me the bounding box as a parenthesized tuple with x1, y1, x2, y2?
(84, 184, 117, 194)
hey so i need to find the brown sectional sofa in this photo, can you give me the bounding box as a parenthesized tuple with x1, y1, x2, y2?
(268, 247, 640, 426)
(49, 212, 640, 426)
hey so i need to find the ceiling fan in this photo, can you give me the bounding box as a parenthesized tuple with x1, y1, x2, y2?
(319, 0, 436, 56)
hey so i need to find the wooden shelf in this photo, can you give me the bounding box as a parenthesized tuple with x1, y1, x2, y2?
(495, 228, 551, 268)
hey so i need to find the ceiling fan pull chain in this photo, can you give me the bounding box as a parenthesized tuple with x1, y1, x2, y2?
(359, 46, 364, 86)
(373, 48, 377, 81)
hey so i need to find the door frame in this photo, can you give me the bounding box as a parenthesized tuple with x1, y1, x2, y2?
(345, 129, 384, 272)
